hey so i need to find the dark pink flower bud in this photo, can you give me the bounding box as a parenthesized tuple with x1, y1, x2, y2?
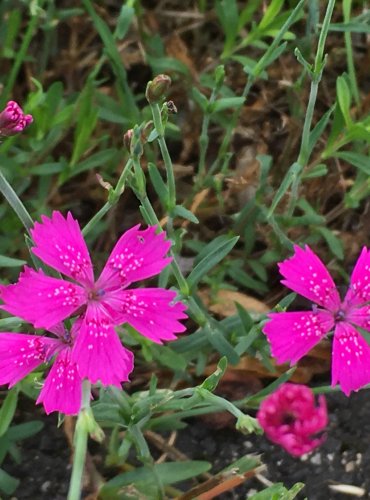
(0, 100, 33, 137)
(257, 383, 328, 457)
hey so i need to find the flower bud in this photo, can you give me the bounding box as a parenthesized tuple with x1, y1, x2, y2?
(123, 128, 134, 152)
(0, 101, 33, 137)
(145, 74, 171, 104)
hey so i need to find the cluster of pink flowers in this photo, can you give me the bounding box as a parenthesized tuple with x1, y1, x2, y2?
(0, 101, 32, 137)
(0, 211, 187, 415)
(257, 383, 328, 456)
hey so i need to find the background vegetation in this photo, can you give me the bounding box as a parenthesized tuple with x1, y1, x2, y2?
(0, 0, 369, 498)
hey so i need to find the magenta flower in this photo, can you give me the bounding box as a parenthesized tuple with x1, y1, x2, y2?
(0, 324, 86, 415)
(263, 245, 370, 395)
(1, 212, 186, 386)
(257, 383, 328, 457)
(0, 101, 33, 137)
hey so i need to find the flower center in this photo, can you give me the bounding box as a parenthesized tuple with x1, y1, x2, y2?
(282, 412, 296, 425)
(87, 288, 105, 301)
(334, 309, 346, 323)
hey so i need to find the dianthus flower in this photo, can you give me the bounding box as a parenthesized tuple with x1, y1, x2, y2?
(1, 212, 186, 386)
(257, 383, 328, 457)
(0, 101, 33, 137)
(263, 245, 370, 395)
(0, 323, 91, 415)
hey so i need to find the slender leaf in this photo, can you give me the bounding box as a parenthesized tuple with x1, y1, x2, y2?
(187, 235, 239, 289)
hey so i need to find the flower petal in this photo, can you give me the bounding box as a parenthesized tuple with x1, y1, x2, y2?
(263, 311, 333, 365)
(31, 211, 94, 287)
(97, 225, 172, 290)
(72, 307, 134, 386)
(1, 267, 86, 329)
(279, 245, 340, 311)
(0, 333, 58, 387)
(332, 322, 370, 396)
(36, 348, 82, 415)
(343, 247, 370, 307)
(107, 288, 187, 343)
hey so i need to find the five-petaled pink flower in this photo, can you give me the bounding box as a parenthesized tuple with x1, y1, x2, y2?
(0, 323, 93, 415)
(257, 383, 328, 457)
(0, 101, 33, 137)
(263, 245, 370, 395)
(1, 211, 187, 387)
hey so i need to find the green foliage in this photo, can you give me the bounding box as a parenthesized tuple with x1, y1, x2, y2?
(0, 0, 369, 497)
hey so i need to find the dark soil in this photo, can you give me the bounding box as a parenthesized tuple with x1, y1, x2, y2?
(3, 390, 370, 499)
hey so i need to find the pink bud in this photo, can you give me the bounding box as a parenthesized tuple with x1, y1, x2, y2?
(257, 383, 328, 457)
(0, 100, 33, 137)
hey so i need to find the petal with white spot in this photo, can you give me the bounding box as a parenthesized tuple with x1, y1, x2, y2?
(263, 310, 333, 365)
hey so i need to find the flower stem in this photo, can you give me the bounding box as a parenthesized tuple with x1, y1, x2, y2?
(67, 380, 91, 500)
(150, 103, 176, 211)
(343, 0, 360, 106)
(0, 169, 34, 234)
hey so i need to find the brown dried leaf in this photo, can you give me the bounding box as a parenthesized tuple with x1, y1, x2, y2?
(199, 288, 269, 317)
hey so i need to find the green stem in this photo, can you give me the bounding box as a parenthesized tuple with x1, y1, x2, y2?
(288, 0, 336, 214)
(343, 0, 360, 106)
(67, 381, 91, 500)
(297, 79, 319, 166)
(138, 192, 190, 297)
(150, 104, 176, 211)
(197, 87, 218, 180)
(0, 169, 34, 234)
(82, 159, 133, 236)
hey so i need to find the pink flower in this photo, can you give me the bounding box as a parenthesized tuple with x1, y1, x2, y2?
(0, 101, 33, 137)
(0, 324, 86, 415)
(1, 211, 186, 386)
(263, 245, 370, 395)
(257, 383, 328, 457)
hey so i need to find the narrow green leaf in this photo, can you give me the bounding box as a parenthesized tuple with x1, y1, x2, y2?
(0, 389, 18, 437)
(316, 226, 344, 259)
(335, 151, 370, 175)
(187, 235, 239, 289)
(200, 356, 227, 391)
(116, 5, 135, 39)
(302, 163, 328, 179)
(0, 468, 20, 495)
(212, 96, 245, 112)
(308, 106, 334, 156)
(0, 255, 26, 267)
(239, 0, 263, 29)
(150, 345, 187, 371)
(205, 324, 240, 365)
(102, 460, 211, 492)
(268, 162, 302, 217)
(7, 421, 44, 441)
(257, 41, 287, 70)
(148, 163, 169, 202)
(172, 205, 199, 224)
(336, 75, 352, 126)
(249, 482, 305, 499)
(259, 0, 284, 30)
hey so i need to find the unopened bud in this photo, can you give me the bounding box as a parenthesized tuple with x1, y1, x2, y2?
(0, 101, 33, 137)
(145, 74, 171, 104)
(123, 128, 134, 152)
